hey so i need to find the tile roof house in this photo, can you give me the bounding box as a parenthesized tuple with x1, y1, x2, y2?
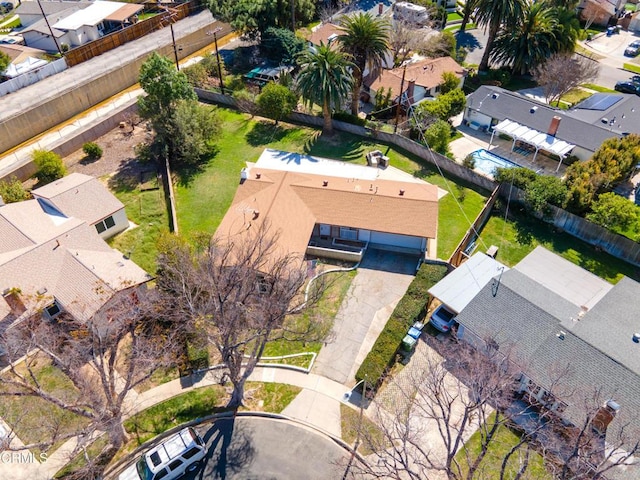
(431, 246, 640, 478)
(463, 85, 640, 161)
(215, 149, 440, 265)
(0, 175, 149, 330)
(31, 172, 128, 239)
(363, 56, 466, 107)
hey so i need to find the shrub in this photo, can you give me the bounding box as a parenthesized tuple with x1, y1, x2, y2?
(82, 142, 103, 160)
(333, 111, 367, 127)
(32, 150, 66, 184)
(463, 153, 476, 169)
(0, 176, 30, 203)
(355, 264, 448, 390)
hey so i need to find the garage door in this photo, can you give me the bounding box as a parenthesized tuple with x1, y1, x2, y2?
(369, 232, 423, 250)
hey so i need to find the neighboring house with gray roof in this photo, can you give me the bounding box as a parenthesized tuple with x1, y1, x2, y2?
(32, 172, 128, 239)
(16, 1, 91, 28)
(431, 247, 640, 478)
(463, 86, 633, 161)
(0, 176, 149, 331)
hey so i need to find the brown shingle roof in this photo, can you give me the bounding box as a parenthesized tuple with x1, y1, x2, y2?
(365, 57, 465, 96)
(215, 160, 439, 261)
(306, 23, 341, 46)
(32, 173, 124, 225)
(104, 3, 143, 22)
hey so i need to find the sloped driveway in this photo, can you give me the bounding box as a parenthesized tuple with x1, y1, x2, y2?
(313, 249, 418, 385)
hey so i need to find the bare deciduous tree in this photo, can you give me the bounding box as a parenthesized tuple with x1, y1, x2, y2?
(0, 288, 182, 472)
(156, 224, 324, 410)
(533, 54, 600, 105)
(388, 20, 422, 66)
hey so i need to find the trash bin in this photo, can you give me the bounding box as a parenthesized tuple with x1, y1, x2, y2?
(606, 26, 614, 36)
(587, 33, 593, 41)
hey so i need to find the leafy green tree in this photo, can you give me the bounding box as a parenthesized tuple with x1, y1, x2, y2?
(590, 135, 640, 189)
(564, 161, 600, 215)
(0, 51, 9, 74)
(82, 142, 103, 160)
(475, 0, 526, 72)
(257, 82, 298, 125)
(587, 192, 639, 235)
(167, 101, 222, 167)
(296, 42, 354, 134)
(207, 0, 316, 38)
(32, 150, 66, 185)
(338, 13, 389, 116)
(494, 166, 537, 189)
(524, 175, 567, 212)
(423, 120, 451, 155)
(0, 176, 29, 203)
(261, 27, 305, 65)
(415, 88, 466, 122)
(440, 71, 460, 95)
(490, 2, 557, 75)
(183, 62, 209, 88)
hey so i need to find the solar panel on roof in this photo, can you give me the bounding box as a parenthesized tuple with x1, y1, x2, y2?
(575, 93, 622, 111)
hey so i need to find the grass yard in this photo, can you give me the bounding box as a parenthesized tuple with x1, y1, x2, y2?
(477, 207, 639, 283)
(340, 404, 388, 455)
(623, 62, 640, 73)
(580, 83, 616, 93)
(558, 88, 592, 106)
(447, 12, 462, 22)
(124, 383, 300, 445)
(454, 416, 552, 480)
(174, 108, 489, 260)
(0, 358, 89, 456)
(107, 174, 168, 274)
(262, 269, 357, 360)
(575, 45, 605, 61)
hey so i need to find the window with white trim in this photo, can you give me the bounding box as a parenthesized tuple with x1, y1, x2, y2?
(339, 227, 358, 241)
(95, 215, 116, 234)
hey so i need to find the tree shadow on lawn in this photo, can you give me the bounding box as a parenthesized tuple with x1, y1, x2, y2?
(245, 121, 298, 146)
(303, 131, 369, 162)
(174, 147, 220, 188)
(107, 157, 153, 194)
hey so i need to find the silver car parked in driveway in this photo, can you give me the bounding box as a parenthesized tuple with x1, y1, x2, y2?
(429, 304, 457, 333)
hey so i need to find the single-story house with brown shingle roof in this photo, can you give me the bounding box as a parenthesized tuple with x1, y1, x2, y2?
(215, 149, 440, 265)
(32, 172, 128, 239)
(305, 22, 341, 47)
(363, 56, 466, 107)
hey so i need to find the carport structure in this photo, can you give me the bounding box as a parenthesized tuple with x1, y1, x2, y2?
(489, 119, 575, 171)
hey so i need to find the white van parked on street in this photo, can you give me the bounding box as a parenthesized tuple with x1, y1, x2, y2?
(119, 427, 206, 480)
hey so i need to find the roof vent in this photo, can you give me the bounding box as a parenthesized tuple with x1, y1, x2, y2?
(253, 210, 260, 219)
(322, 180, 328, 187)
(530, 106, 538, 114)
(399, 189, 405, 196)
(491, 93, 499, 99)
(633, 333, 640, 343)
(37, 287, 48, 295)
(556, 331, 566, 340)
(255, 172, 261, 179)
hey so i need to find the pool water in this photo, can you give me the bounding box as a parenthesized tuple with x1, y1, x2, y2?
(471, 149, 519, 177)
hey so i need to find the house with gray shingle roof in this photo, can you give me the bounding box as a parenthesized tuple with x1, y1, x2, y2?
(431, 246, 640, 478)
(0, 175, 149, 331)
(464, 85, 640, 162)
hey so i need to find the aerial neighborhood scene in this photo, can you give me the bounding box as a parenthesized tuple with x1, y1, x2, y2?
(2, 0, 640, 478)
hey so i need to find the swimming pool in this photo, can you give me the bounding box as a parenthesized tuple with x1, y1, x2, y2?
(471, 149, 520, 178)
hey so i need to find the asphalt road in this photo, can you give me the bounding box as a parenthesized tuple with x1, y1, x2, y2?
(183, 417, 357, 480)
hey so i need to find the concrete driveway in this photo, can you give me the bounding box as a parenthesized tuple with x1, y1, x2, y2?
(185, 417, 359, 480)
(313, 249, 417, 385)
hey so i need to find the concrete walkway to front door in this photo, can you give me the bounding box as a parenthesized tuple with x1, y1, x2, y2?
(313, 249, 417, 386)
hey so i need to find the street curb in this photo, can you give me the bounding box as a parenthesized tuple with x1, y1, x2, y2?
(104, 412, 365, 480)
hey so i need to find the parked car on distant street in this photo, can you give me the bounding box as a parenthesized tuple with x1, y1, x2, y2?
(429, 304, 457, 333)
(631, 75, 640, 85)
(625, 40, 640, 57)
(614, 81, 640, 94)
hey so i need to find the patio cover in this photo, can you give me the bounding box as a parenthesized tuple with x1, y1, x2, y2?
(492, 119, 575, 157)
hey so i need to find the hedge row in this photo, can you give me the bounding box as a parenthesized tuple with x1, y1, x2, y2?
(355, 263, 448, 389)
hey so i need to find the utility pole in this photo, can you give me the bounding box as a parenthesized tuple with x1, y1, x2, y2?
(214, 32, 225, 94)
(170, 23, 179, 70)
(342, 376, 366, 480)
(36, 0, 63, 56)
(290, 0, 296, 32)
(394, 64, 407, 134)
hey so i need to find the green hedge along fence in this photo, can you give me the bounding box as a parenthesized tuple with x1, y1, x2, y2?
(355, 263, 448, 390)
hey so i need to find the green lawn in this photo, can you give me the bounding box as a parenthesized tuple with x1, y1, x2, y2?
(340, 403, 388, 455)
(447, 12, 462, 22)
(559, 88, 592, 106)
(477, 207, 639, 283)
(174, 108, 489, 259)
(580, 83, 616, 93)
(263, 269, 356, 360)
(623, 62, 640, 73)
(107, 174, 168, 274)
(454, 416, 552, 480)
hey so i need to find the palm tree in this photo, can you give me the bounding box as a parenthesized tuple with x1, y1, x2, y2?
(337, 12, 389, 116)
(552, 6, 581, 54)
(296, 42, 354, 134)
(490, 2, 557, 75)
(475, 0, 526, 72)
(459, 0, 478, 33)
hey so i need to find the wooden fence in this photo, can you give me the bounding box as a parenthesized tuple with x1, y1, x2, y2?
(195, 89, 640, 268)
(64, 2, 198, 67)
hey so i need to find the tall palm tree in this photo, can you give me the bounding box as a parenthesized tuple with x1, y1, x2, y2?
(459, 0, 478, 33)
(552, 6, 581, 54)
(337, 13, 389, 116)
(490, 2, 557, 75)
(296, 42, 354, 134)
(475, 0, 526, 72)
